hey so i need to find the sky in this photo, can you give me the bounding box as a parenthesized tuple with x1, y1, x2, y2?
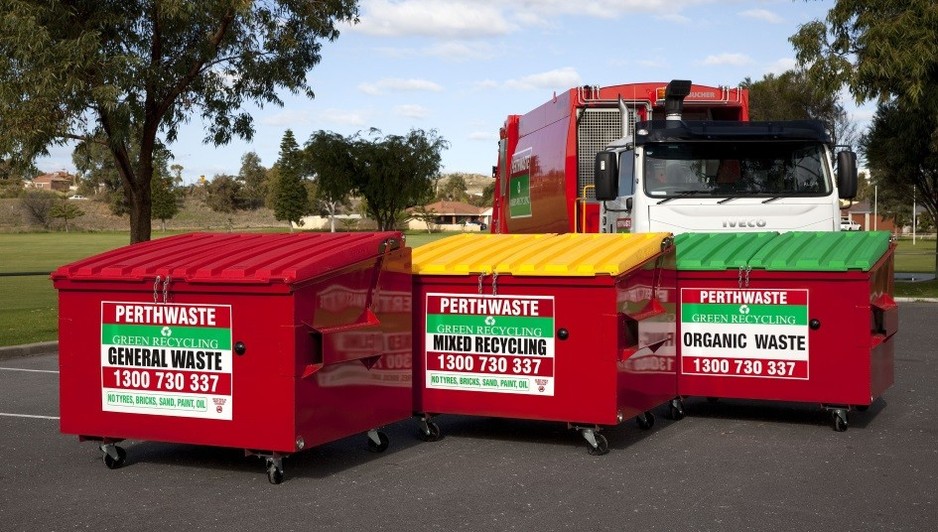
(39, 0, 872, 184)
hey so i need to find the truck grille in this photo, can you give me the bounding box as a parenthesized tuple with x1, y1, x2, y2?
(577, 108, 633, 200)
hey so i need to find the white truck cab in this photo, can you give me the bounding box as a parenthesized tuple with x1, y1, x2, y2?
(594, 81, 858, 235)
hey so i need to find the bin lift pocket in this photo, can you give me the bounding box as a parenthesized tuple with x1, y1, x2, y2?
(302, 309, 383, 378)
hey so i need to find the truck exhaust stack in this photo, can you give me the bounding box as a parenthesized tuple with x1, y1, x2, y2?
(664, 79, 693, 123)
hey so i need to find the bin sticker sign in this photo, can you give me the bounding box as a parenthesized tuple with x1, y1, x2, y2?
(680, 289, 809, 380)
(100, 302, 234, 420)
(425, 293, 555, 395)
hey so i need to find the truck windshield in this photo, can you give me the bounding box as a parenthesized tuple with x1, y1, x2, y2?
(643, 141, 831, 198)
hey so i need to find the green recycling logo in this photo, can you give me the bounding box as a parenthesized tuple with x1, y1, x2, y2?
(738, 304, 750, 315)
(161, 326, 173, 337)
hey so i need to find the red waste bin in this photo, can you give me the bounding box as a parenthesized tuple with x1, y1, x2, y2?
(675, 231, 897, 431)
(411, 233, 677, 454)
(52, 232, 412, 483)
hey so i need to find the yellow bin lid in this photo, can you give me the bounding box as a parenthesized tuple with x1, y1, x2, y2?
(412, 233, 671, 277)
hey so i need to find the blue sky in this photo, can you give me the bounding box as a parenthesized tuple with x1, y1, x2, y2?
(41, 0, 870, 183)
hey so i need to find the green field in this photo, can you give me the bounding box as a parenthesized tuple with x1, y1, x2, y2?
(1, 231, 935, 347)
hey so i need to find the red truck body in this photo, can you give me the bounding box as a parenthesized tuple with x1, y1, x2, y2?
(492, 82, 749, 235)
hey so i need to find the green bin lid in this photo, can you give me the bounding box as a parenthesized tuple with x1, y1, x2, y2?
(748, 231, 891, 272)
(674, 232, 779, 271)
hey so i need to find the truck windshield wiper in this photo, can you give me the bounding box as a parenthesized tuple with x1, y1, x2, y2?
(656, 190, 709, 204)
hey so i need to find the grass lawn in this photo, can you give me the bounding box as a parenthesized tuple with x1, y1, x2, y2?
(0, 230, 455, 346)
(1, 231, 935, 347)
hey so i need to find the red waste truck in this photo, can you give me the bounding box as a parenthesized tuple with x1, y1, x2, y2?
(492, 81, 750, 234)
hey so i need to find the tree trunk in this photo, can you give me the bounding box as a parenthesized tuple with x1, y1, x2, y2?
(128, 182, 153, 244)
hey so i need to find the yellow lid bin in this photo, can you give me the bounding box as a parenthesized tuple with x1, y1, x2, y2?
(411, 232, 678, 455)
(412, 233, 672, 276)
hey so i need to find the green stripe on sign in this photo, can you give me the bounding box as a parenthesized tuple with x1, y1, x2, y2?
(102, 324, 232, 350)
(681, 303, 807, 325)
(426, 314, 553, 337)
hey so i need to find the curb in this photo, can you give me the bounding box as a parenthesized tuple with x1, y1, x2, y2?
(0, 341, 58, 361)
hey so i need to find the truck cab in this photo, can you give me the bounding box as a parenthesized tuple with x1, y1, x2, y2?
(595, 117, 858, 235)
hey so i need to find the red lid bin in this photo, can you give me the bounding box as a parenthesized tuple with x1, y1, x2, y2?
(52, 232, 412, 482)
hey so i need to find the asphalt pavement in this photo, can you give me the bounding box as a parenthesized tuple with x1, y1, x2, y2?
(1, 303, 935, 531)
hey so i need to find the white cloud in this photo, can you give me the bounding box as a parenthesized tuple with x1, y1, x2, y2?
(740, 9, 784, 24)
(473, 80, 500, 90)
(354, 0, 514, 38)
(262, 111, 314, 127)
(504, 67, 582, 91)
(394, 104, 430, 119)
(353, 0, 716, 40)
(426, 42, 496, 61)
(764, 57, 798, 75)
(657, 13, 691, 24)
(317, 108, 369, 127)
(358, 78, 444, 95)
(701, 53, 753, 66)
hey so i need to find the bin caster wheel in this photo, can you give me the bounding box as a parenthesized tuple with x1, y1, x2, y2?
(102, 445, 126, 470)
(587, 434, 609, 456)
(832, 410, 849, 432)
(266, 460, 284, 485)
(667, 399, 685, 421)
(419, 421, 442, 442)
(636, 411, 655, 430)
(368, 431, 390, 453)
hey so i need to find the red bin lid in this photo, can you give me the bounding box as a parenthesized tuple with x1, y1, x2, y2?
(51, 232, 403, 285)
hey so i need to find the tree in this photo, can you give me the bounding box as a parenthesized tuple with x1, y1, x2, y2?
(437, 174, 469, 203)
(411, 205, 437, 234)
(306, 131, 355, 232)
(49, 200, 85, 233)
(272, 130, 308, 231)
(791, 1, 938, 109)
(205, 174, 245, 214)
(861, 99, 938, 269)
(19, 189, 58, 228)
(239, 152, 268, 210)
(151, 174, 179, 232)
(352, 129, 448, 231)
(0, 1, 359, 243)
(742, 70, 858, 147)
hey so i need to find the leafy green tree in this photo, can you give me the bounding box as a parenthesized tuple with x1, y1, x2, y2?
(49, 200, 85, 233)
(239, 152, 268, 210)
(273, 130, 308, 231)
(742, 70, 858, 147)
(476, 181, 495, 208)
(861, 99, 938, 269)
(205, 174, 245, 214)
(791, 1, 938, 108)
(306, 131, 355, 232)
(0, 1, 359, 243)
(352, 129, 448, 231)
(151, 174, 179, 232)
(437, 174, 469, 203)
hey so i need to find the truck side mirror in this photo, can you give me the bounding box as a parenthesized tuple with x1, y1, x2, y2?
(837, 150, 858, 199)
(595, 152, 618, 201)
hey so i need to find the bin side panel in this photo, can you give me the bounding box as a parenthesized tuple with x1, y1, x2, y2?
(59, 286, 297, 451)
(616, 255, 679, 419)
(677, 270, 884, 406)
(414, 277, 620, 426)
(293, 248, 413, 447)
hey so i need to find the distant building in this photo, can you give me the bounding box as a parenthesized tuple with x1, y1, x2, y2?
(407, 200, 490, 231)
(25, 171, 75, 192)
